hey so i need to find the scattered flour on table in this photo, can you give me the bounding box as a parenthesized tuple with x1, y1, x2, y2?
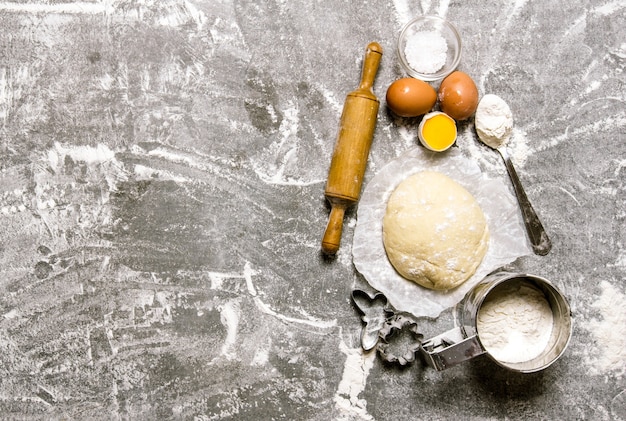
(436, 0, 451, 17)
(391, 0, 450, 26)
(251, 100, 325, 186)
(0, 2, 107, 14)
(217, 299, 241, 360)
(585, 280, 626, 378)
(391, 0, 412, 26)
(509, 128, 532, 166)
(334, 340, 375, 421)
(463, 125, 531, 175)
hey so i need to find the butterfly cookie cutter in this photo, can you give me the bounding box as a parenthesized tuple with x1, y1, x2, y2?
(351, 288, 423, 366)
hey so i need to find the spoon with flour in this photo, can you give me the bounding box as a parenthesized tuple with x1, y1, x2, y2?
(475, 94, 552, 256)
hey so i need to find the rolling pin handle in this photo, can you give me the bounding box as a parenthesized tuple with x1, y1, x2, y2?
(321, 204, 347, 255)
(358, 42, 383, 92)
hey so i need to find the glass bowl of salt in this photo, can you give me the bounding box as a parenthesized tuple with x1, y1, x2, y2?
(397, 15, 462, 81)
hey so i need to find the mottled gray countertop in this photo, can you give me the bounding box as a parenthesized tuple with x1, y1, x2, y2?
(0, 1, 624, 420)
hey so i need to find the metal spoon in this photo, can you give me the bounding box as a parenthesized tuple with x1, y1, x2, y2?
(475, 94, 551, 256)
(490, 146, 552, 256)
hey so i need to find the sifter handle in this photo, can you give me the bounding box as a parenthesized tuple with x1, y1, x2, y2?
(321, 204, 346, 255)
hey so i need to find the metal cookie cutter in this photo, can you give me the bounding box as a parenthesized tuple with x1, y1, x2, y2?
(377, 312, 422, 365)
(351, 289, 393, 351)
(352, 289, 422, 365)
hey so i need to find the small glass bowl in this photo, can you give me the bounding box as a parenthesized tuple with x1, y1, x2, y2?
(397, 15, 462, 81)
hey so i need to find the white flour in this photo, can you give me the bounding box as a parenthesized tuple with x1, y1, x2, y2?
(586, 280, 626, 378)
(474, 94, 514, 149)
(334, 342, 375, 421)
(477, 281, 554, 363)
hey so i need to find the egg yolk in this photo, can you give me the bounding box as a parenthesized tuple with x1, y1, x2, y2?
(421, 113, 457, 151)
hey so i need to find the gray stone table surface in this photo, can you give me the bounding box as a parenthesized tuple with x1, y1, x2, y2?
(0, 0, 624, 420)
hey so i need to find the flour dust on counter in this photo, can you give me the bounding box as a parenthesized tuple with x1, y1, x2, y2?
(391, 0, 452, 25)
(334, 341, 376, 421)
(584, 280, 626, 378)
(0, 131, 344, 418)
(1, 0, 625, 419)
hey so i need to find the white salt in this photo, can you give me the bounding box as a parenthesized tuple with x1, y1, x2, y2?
(404, 30, 448, 74)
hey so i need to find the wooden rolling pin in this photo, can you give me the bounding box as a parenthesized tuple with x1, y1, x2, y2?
(321, 42, 383, 255)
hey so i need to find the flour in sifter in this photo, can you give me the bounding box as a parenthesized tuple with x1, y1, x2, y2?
(477, 280, 554, 363)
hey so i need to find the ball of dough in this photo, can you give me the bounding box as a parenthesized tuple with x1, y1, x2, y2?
(382, 171, 490, 290)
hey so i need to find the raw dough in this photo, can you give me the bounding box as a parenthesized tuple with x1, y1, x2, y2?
(382, 171, 490, 290)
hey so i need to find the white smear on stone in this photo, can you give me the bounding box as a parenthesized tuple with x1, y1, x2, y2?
(598, 159, 626, 198)
(593, 0, 626, 16)
(391, 0, 413, 26)
(396, 124, 414, 142)
(0, 67, 20, 122)
(611, 249, 626, 271)
(145, 146, 200, 166)
(436, 0, 450, 18)
(134, 145, 246, 185)
(279, 101, 299, 141)
(44, 142, 129, 194)
(156, 0, 207, 30)
(391, 0, 449, 25)
(207, 270, 246, 290)
(253, 298, 337, 329)
(252, 168, 326, 187)
(51, 142, 115, 166)
(562, 14, 587, 39)
(563, 2, 624, 38)
(206, 263, 257, 296)
(558, 186, 582, 206)
(133, 164, 189, 183)
(3, 309, 19, 319)
(250, 338, 271, 367)
(0, 2, 109, 15)
(207, 264, 334, 329)
(318, 84, 343, 113)
(511, 0, 529, 15)
(509, 128, 532, 167)
(585, 80, 602, 94)
(218, 299, 241, 360)
(536, 111, 626, 154)
(252, 101, 324, 186)
(261, 102, 300, 184)
(79, 0, 207, 30)
(585, 281, 626, 378)
(508, 0, 530, 28)
(243, 262, 258, 297)
(334, 340, 376, 421)
(489, 0, 524, 39)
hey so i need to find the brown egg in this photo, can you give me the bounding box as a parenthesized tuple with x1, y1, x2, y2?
(437, 71, 479, 120)
(386, 78, 437, 117)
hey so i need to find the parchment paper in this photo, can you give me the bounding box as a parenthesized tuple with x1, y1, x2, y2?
(352, 147, 532, 319)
